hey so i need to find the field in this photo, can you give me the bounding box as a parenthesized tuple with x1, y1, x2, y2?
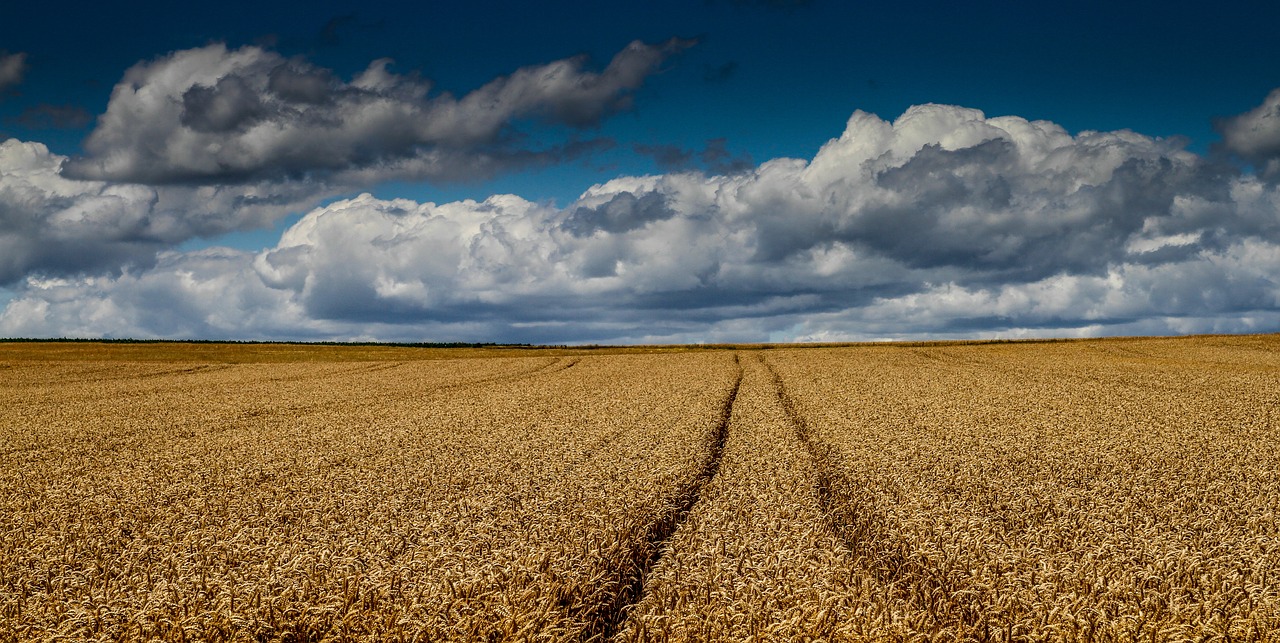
(1, 335, 1278, 641)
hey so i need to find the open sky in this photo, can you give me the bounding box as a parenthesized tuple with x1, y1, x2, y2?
(2, 0, 1280, 343)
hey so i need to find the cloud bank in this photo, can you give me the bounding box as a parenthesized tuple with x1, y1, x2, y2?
(0, 139, 332, 283)
(5, 98, 1280, 343)
(0, 40, 691, 288)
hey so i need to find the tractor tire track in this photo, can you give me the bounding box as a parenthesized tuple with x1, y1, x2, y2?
(760, 355, 990, 633)
(583, 353, 742, 642)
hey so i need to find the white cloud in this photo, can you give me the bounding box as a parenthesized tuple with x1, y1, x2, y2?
(62, 40, 692, 185)
(0, 248, 312, 339)
(0, 138, 333, 284)
(6, 98, 1280, 343)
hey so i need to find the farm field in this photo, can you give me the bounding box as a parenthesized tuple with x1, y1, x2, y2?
(1, 335, 1279, 641)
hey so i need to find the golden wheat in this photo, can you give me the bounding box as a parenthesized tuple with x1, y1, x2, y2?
(2, 336, 1278, 641)
(613, 354, 886, 642)
(0, 349, 738, 640)
(768, 336, 1280, 641)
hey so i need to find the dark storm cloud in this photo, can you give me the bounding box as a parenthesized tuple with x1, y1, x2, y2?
(61, 39, 694, 185)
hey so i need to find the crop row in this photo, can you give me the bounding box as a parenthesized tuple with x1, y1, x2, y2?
(768, 337, 1280, 640)
(3, 336, 1278, 641)
(0, 351, 738, 640)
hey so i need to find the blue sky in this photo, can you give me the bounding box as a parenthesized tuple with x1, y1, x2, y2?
(2, 1, 1280, 342)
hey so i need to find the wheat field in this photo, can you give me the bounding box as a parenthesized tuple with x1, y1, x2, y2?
(1, 335, 1278, 641)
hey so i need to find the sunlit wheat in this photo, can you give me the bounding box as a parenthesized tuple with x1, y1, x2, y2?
(2, 336, 1278, 641)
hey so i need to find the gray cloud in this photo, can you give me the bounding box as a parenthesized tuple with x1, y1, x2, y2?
(633, 142, 693, 170)
(179, 74, 270, 133)
(12, 103, 93, 129)
(6, 98, 1280, 343)
(836, 138, 1218, 280)
(635, 138, 753, 174)
(562, 191, 676, 238)
(267, 63, 336, 104)
(1217, 88, 1280, 180)
(701, 138, 754, 174)
(0, 51, 27, 93)
(62, 39, 693, 185)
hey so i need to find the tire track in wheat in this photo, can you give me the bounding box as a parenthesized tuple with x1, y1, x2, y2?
(761, 355, 990, 635)
(585, 353, 742, 642)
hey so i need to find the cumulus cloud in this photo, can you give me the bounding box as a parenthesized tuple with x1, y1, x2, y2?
(0, 249, 319, 340)
(0, 51, 27, 93)
(62, 39, 693, 184)
(0, 139, 333, 284)
(785, 238, 1280, 341)
(0, 39, 689, 289)
(1217, 88, 1280, 180)
(6, 97, 1280, 343)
